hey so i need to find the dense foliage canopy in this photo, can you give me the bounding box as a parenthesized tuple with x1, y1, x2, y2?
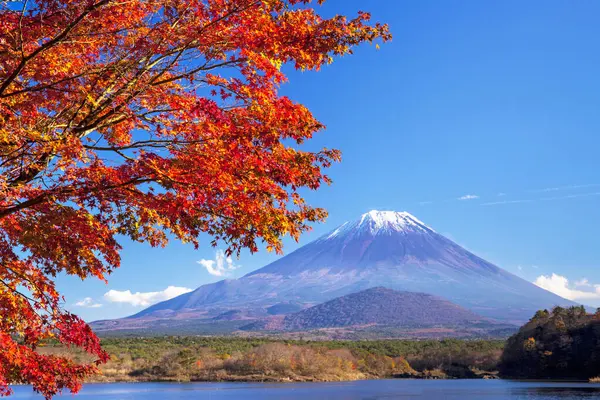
(0, 0, 389, 397)
(500, 306, 600, 379)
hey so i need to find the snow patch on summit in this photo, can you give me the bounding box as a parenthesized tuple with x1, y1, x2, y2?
(359, 210, 432, 233)
(322, 210, 434, 240)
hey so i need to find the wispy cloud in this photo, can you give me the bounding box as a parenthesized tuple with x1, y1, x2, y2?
(198, 249, 240, 277)
(104, 286, 192, 307)
(482, 199, 534, 206)
(540, 192, 600, 201)
(482, 191, 600, 206)
(534, 273, 600, 303)
(516, 265, 539, 272)
(532, 184, 600, 193)
(575, 278, 592, 288)
(416, 183, 600, 207)
(74, 297, 102, 308)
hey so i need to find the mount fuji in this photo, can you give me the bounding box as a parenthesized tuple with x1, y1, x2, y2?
(93, 211, 575, 334)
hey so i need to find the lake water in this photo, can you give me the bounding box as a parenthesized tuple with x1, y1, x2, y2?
(9, 380, 600, 399)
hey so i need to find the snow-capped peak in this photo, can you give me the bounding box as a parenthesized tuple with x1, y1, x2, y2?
(323, 210, 433, 240)
(359, 210, 432, 233)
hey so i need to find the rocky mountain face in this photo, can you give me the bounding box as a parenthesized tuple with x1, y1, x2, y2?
(93, 211, 575, 334)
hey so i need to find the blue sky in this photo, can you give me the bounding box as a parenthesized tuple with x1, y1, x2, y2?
(62, 0, 600, 319)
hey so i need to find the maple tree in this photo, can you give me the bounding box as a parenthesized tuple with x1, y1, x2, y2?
(0, 0, 389, 397)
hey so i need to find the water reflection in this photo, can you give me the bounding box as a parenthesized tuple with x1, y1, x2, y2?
(511, 385, 600, 399)
(9, 380, 600, 399)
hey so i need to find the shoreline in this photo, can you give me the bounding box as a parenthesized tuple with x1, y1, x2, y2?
(15, 377, 600, 388)
(86, 372, 501, 384)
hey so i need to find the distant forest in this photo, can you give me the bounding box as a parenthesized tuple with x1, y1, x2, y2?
(39, 338, 504, 382)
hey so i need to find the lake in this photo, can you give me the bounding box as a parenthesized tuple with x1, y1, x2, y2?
(9, 380, 600, 399)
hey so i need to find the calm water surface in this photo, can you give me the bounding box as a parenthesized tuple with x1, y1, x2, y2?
(10, 380, 600, 399)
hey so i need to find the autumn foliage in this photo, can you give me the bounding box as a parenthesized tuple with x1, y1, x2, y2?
(0, 0, 389, 397)
(500, 306, 600, 380)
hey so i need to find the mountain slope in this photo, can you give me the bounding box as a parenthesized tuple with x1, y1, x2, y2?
(94, 211, 576, 333)
(280, 287, 484, 330)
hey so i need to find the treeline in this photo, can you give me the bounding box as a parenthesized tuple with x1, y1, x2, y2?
(39, 337, 504, 382)
(500, 306, 600, 380)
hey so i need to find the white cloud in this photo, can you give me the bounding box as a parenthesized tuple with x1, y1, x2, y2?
(534, 273, 600, 302)
(498, 193, 507, 197)
(458, 194, 479, 201)
(104, 286, 193, 307)
(198, 249, 240, 277)
(74, 297, 102, 308)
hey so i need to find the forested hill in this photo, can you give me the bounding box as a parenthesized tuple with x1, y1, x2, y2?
(500, 306, 600, 380)
(281, 287, 484, 331)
